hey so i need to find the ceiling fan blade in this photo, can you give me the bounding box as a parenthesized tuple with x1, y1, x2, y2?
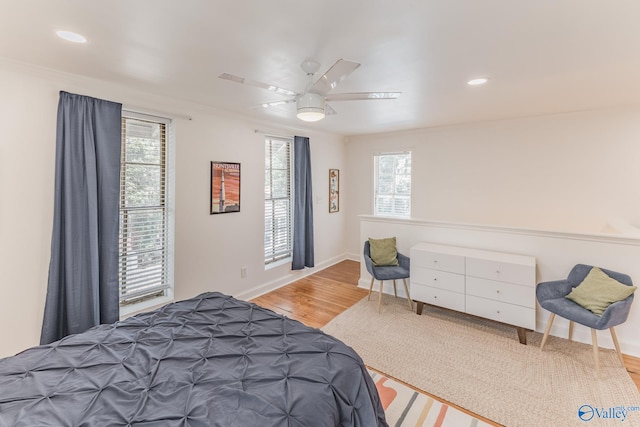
(310, 59, 360, 95)
(325, 92, 401, 101)
(250, 99, 296, 109)
(325, 103, 337, 116)
(219, 73, 298, 97)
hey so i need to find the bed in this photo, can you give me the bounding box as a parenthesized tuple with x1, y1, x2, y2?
(0, 292, 387, 426)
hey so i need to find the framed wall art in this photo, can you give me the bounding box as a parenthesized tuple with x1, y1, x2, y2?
(329, 169, 339, 213)
(210, 161, 241, 214)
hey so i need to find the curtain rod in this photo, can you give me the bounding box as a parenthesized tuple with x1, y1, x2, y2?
(123, 106, 192, 121)
(254, 129, 296, 139)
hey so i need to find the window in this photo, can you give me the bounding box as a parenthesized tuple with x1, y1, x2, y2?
(264, 137, 293, 265)
(119, 113, 174, 309)
(374, 151, 412, 217)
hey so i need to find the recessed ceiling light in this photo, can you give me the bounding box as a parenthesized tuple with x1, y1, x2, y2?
(56, 30, 87, 43)
(468, 78, 489, 86)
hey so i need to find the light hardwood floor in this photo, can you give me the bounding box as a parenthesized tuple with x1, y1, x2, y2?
(251, 260, 640, 394)
(252, 260, 367, 329)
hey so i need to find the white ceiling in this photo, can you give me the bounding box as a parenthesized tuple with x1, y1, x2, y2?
(2, 1, 640, 136)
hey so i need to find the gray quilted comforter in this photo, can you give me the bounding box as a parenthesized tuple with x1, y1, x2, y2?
(0, 292, 387, 426)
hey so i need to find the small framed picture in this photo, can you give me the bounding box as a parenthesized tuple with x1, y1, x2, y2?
(210, 161, 241, 214)
(329, 169, 339, 213)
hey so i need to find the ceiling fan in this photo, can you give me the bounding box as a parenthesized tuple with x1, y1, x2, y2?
(219, 59, 401, 122)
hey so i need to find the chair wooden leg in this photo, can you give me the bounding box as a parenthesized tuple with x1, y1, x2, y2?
(368, 277, 374, 301)
(540, 313, 555, 351)
(393, 280, 398, 297)
(568, 321, 574, 342)
(610, 327, 625, 366)
(591, 328, 600, 378)
(378, 280, 383, 313)
(402, 278, 413, 311)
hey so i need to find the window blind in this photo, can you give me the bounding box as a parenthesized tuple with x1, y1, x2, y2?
(119, 115, 170, 305)
(264, 137, 293, 264)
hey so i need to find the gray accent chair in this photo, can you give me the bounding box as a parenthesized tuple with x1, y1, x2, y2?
(536, 264, 634, 376)
(363, 240, 413, 312)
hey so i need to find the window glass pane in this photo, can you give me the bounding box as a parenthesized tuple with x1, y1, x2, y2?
(264, 201, 275, 254)
(271, 142, 289, 169)
(264, 144, 271, 169)
(378, 156, 395, 174)
(395, 174, 411, 195)
(377, 175, 394, 194)
(125, 120, 162, 164)
(394, 196, 411, 215)
(375, 196, 393, 215)
(124, 164, 162, 207)
(120, 209, 165, 252)
(395, 156, 411, 175)
(264, 170, 271, 198)
(270, 170, 289, 199)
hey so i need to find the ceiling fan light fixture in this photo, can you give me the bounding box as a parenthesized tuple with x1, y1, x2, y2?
(296, 92, 325, 122)
(297, 109, 325, 122)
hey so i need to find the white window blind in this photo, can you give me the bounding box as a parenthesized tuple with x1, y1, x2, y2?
(374, 151, 412, 218)
(119, 115, 171, 305)
(264, 137, 293, 265)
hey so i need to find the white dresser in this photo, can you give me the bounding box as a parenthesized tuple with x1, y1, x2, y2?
(410, 242, 536, 344)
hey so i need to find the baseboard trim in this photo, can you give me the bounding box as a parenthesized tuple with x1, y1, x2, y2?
(345, 252, 360, 261)
(235, 254, 350, 301)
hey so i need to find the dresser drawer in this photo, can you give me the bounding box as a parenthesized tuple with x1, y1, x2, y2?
(466, 276, 534, 308)
(465, 295, 535, 329)
(411, 267, 465, 293)
(411, 249, 465, 274)
(465, 257, 534, 286)
(412, 285, 465, 313)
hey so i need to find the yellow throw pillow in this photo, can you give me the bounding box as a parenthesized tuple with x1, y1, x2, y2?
(368, 237, 399, 266)
(566, 267, 636, 316)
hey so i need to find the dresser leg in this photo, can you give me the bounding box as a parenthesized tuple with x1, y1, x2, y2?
(416, 301, 424, 315)
(516, 327, 528, 345)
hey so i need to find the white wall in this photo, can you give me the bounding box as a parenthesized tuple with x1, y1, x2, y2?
(0, 59, 348, 358)
(345, 107, 640, 257)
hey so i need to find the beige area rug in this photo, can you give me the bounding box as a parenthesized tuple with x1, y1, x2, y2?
(322, 295, 640, 427)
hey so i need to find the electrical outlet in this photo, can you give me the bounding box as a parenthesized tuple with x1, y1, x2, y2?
(240, 267, 248, 278)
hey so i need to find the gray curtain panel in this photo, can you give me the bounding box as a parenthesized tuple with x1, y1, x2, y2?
(292, 136, 315, 270)
(40, 91, 122, 345)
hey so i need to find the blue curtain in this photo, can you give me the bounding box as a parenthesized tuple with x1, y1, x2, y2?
(40, 92, 123, 345)
(292, 136, 315, 270)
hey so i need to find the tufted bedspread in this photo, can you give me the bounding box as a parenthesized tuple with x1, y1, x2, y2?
(0, 292, 387, 426)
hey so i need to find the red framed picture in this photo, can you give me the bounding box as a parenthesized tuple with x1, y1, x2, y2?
(210, 161, 240, 214)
